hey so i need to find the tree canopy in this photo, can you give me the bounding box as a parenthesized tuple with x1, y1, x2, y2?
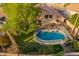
(2, 3, 40, 35)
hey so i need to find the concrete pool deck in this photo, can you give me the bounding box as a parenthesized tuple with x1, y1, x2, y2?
(35, 30, 65, 45)
(35, 25, 73, 45)
(35, 35, 65, 45)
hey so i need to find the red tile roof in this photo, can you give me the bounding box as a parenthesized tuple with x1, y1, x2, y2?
(66, 4, 79, 12)
(0, 13, 5, 17)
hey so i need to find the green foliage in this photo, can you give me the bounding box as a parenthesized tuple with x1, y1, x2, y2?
(71, 40, 79, 52)
(18, 42, 63, 55)
(1, 3, 63, 55)
(2, 4, 17, 31)
(69, 13, 79, 27)
(2, 3, 40, 35)
(64, 3, 70, 7)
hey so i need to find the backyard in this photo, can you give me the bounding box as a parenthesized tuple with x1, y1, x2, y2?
(0, 3, 79, 56)
(0, 3, 64, 55)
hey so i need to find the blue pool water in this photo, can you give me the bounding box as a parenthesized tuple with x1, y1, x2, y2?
(36, 31, 65, 40)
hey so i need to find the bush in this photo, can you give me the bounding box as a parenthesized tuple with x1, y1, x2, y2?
(71, 41, 79, 52)
(19, 43, 63, 55)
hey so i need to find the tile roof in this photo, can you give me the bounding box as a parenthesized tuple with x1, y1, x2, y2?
(66, 4, 79, 12)
(0, 13, 5, 17)
(38, 4, 64, 18)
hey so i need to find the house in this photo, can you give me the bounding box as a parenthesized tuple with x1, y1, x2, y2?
(35, 4, 65, 28)
(34, 4, 73, 45)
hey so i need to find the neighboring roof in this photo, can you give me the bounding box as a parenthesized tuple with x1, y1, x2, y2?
(35, 4, 65, 18)
(35, 3, 65, 9)
(65, 4, 79, 12)
(0, 13, 6, 21)
(0, 13, 5, 17)
(46, 3, 65, 9)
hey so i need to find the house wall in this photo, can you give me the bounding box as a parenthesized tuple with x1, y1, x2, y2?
(36, 9, 65, 29)
(40, 10, 64, 24)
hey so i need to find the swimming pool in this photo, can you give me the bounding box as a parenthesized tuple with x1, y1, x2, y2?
(36, 31, 65, 40)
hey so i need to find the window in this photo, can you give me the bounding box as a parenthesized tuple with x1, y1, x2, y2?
(45, 15, 52, 19)
(45, 15, 48, 18)
(49, 15, 52, 18)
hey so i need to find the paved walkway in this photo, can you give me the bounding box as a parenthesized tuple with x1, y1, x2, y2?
(0, 52, 18, 56)
(64, 52, 79, 56)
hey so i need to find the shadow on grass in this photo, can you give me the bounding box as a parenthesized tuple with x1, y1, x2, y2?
(20, 42, 64, 55)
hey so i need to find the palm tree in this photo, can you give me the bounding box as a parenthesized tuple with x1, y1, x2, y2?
(75, 26, 79, 38)
(72, 14, 79, 33)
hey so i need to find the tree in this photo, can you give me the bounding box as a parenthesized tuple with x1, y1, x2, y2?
(1, 3, 18, 35)
(2, 3, 40, 35)
(15, 4, 30, 34)
(1, 3, 41, 54)
(69, 13, 79, 27)
(15, 4, 40, 35)
(71, 40, 79, 52)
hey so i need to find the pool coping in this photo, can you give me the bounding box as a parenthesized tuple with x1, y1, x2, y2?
(34, 30, 65, 45)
